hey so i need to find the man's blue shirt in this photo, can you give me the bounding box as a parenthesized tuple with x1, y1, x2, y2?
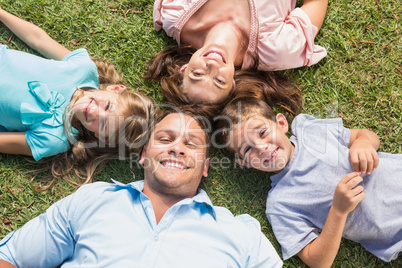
(0, 180, 282, 267)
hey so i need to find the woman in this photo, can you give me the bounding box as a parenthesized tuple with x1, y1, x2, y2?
(147, 0, 327, 106)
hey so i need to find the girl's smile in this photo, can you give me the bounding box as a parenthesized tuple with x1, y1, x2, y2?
(71, 86, 126, 141)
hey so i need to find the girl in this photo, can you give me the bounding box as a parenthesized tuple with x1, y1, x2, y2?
(215, 97, 402, 266)
(146, 0, 327, 106)
(0, 7, 155, 188)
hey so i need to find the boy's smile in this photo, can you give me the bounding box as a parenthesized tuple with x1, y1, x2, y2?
(231, 114, 294, 173)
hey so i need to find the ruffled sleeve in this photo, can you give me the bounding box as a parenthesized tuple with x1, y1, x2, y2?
(153, 0, 204, 45)
(245, 7, 327, 71)
(21, 81, 71, 160)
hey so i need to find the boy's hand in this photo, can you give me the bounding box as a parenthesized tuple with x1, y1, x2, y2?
(349, 139, 379, 174)
(332, 172, 365, 215)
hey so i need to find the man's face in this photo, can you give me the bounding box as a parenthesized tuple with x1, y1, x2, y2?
(140, 113, 209, 198)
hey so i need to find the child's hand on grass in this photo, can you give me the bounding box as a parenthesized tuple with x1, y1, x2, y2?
(332, 172, 365, 215)
(349, 139, 379, 174)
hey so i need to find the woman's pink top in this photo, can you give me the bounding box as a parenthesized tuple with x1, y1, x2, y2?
(154, 0, 327, 71)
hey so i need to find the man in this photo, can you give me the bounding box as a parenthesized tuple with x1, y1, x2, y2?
(0, 110, 282, 267)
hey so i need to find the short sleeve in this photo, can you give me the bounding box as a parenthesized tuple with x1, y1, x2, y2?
(153, 0, 164, 30)
(152, 0, 192, 44)
(235, 215, 283, 267)
(291, 114, 351, 149)
(254, 8, 327, 70)
(266, 209, 320, 260)
(25, 126, 70, 160)
(61, 48, 99, 90)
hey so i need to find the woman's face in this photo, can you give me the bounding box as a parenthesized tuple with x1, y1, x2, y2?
(180, 45, 235, 104)
(72, 85, 126, 142)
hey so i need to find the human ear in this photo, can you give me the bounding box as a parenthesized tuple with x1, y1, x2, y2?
(276, 113, 289, 133)
(105, 85, 127, 93)
(179, 64, 188, 74)
(235, 157, 251, 168)
(138, 146, 147, 165)
(202, 158, 210, 177)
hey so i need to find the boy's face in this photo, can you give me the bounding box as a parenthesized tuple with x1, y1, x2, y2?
(231, 114, 294, 173)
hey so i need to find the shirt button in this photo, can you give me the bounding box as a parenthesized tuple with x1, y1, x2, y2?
(154, 236, 159, 241)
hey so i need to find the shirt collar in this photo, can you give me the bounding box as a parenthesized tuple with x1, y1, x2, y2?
(110, 179, 217, 220)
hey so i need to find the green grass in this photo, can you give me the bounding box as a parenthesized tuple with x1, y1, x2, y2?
(0, 0, 401, 266)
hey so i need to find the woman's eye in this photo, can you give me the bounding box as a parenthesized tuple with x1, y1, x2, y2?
(260, 129, 266, 137)
(215, 78, 226, 85)
(193, 71, 204, 76)
(105, 102, 110, 111)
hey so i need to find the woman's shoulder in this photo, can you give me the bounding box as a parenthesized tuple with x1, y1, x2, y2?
(154, 0, 203, 42)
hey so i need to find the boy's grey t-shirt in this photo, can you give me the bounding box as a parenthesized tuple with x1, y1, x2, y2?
(266, 114, 402, 262)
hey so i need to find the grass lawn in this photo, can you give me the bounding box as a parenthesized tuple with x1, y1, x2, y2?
(0, 0, 400, 266)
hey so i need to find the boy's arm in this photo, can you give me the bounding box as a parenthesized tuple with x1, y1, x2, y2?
(0, 260, 16, 268)
(348, 129, 380, 174)
(0, 7, 70, 60)
(297, 172, 365, 268)
(0, 132, 32, 157)
(300, 0, 328, 31)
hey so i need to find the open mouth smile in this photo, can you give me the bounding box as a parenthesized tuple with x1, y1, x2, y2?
(264, 147, 279, 164)
(203, 50, 226, 64)
(160, 159, 189, 170)
(83, 100, 93, 121)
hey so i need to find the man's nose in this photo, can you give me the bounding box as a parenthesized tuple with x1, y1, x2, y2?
(168, 142, 186, 156)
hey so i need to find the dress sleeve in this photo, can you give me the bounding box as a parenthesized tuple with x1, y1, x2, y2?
(62, 48, 99, 90)
(25, 126, 70, 161)
(153, 0, 164, 31)
(256, 8, 327, 70)
(0, 188, 81, 267)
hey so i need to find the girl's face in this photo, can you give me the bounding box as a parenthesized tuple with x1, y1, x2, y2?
(180, 44, 235, 104)
(231, 114, 294, 173)
(72, 85, 126, 142)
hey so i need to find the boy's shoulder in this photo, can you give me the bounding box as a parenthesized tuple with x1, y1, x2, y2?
(291, 114, 345, 136)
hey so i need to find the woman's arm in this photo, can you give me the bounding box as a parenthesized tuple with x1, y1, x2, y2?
(0, 7, 70, 60)
(348, 129, 380, 174)
(0, 132, 32, 156)
(300, 0, 328, 31)
(297, 172, 365, 268)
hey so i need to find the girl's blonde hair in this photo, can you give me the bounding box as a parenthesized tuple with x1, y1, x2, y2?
(31, 59, 156, 190)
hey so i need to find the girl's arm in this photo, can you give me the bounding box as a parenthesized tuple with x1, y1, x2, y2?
(0, 7, 70, 60)
(348, 129, 380, 174)
(300, 0, 328, 31)
(0, 133, 32, 156)
(297, 172, 365, 268)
